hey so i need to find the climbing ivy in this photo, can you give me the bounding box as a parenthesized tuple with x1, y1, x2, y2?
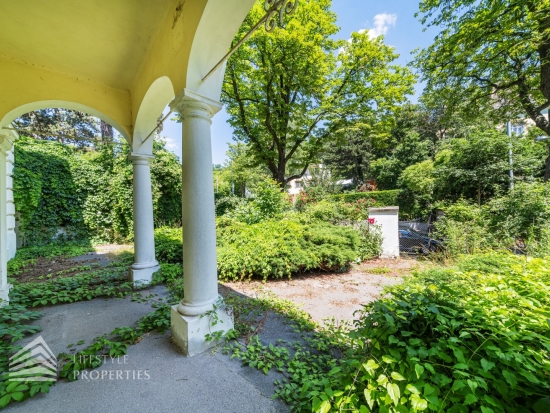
(13, 137, 182, 245)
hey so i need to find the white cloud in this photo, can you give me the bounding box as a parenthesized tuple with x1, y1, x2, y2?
(367, 13, 397, 39)
(163, 135, 181, 156)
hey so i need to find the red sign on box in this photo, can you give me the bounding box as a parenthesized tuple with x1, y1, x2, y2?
(368, 218, 375, 224)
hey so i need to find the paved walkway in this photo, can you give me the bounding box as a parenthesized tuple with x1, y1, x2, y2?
(4, 285, 290, 413)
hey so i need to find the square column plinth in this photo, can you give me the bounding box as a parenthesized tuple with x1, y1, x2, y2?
(129, 263, 160, 287)
(0, 283, 11, 307)
(171, 304, 234, 356)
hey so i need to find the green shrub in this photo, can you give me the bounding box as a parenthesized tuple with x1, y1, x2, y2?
(302, 200, 346, 223)
(288, 253, 550, 412)
(486, 181, 550, 243)
(228, 178, 290, 224)
(154, 227, 183, 264)
(435, 183, 550, 257)
(155, 213, 381, 281)
(217, 220, 360, 281)
(330, 190, 401, 207)
(215, 196, 247, 216)
(435, 200, 496, 256)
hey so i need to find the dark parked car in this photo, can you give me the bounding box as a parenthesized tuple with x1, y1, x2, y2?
(398, 227, 443, 254)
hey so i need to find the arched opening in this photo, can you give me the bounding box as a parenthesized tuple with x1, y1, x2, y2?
(0, 100, 130, 144)
(132, 76, 175, 154)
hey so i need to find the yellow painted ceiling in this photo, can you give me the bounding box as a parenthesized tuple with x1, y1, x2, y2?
(0, 0, 176, 89)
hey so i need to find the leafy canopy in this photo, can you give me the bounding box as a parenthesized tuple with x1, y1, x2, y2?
(222, 0, 414, 187)
(415, 0, 550, 135)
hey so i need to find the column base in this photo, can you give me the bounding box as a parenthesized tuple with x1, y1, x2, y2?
(7, 232, 16, 260)
(0, 284, 12, 307)
(171, 301, 234, 356)
(129, 262, 160, 287)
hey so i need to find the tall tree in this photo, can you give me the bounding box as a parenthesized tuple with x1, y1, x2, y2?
(100, 120, 114, 142)
(13, 108, 100, 147)
(415, 0, 550, 177)
(222, 0, 414, 187)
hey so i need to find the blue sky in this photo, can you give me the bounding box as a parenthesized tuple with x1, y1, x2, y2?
(161, 0, 441, 164)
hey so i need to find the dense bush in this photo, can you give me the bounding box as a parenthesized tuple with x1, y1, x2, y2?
(13, 137, 182, 245)
(290, 253, 550, 412)
(154, 227, 183, 264)
(435, 182, 550, 256)
(217, 220, 360, 281)
(154, 217, 381, 281)
(434, 200, 496, 256)
(227, 178, 290, 224)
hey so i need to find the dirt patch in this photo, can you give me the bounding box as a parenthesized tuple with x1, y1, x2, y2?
(11, 257, 103, 283)
(11, 245, 133, 283)
(223, 257, 424, 323)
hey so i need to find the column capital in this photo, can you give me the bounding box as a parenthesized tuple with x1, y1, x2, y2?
(0, 134, 14, 155)
(128, 152, 155, 165)
(170, 89, 223, 120)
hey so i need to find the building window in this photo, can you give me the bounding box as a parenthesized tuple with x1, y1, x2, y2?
(511, 123, 524, 136)
(295, 181, 302, 188)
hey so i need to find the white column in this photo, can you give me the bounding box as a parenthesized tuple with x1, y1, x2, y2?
(0, 134, 14, 305)
(6, 148, 16, 260)
(129, 153, 159, 285)
(169, 89, 233, 356)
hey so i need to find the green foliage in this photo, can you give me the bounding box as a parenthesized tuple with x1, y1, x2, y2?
(217, 220, 360, 281)
(486, 181, 550, 243)
(13, 138, 88, 244)
(222, 0, 414, 186)
(295, 186, 333, 211)
(415, 0, 550, 145)
(215, 196, 247, 217)
(226, 254, 550, 413)
(228, 178, 290, 224)
(154, 227, 183, 264)
(371, 131, 432, 190)
(433, 130, 542, 204)
(313, 253, 550, 412)
(0, 304, 52, 408)
(330, 190, 401, 207)
(435, 200, 495, 256)
(13, 137, 182, 245)
(9, 268, 134, 308)
(436, 182, 550, 256)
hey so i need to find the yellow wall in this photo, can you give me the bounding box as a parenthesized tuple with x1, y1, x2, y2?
(0, 56, 132, 140)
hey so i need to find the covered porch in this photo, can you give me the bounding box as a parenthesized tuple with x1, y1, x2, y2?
(0, 0, 256, 355)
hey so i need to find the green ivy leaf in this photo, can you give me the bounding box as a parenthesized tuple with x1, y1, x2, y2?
(386, 383, 400, 406)
(391, 372, 406, 381)
(464, 394, 478, 405)
(410, 393, 428, 411)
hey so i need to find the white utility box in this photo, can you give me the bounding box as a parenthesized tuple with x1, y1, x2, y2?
(368, 206, 399, 258)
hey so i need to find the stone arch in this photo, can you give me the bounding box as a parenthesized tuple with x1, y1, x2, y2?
(186, 0, 256, 101)
(0, 100, 130, 143)
(132, 76, 175, 154)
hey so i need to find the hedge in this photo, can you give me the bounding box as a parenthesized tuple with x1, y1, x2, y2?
(330, 189, 401, 206)
(153, 218, 382, 281)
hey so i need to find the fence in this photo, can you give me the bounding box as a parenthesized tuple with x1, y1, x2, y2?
(398, 220, 442, 255)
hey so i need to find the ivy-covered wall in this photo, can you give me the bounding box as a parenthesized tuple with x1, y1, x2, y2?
(13, 137, 182, 246)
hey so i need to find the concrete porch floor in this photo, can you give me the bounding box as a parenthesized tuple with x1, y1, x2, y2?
(3, 285, 291, 413)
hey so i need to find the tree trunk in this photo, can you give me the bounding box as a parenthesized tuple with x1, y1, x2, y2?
(544, 146, 550, 182)
(101, 120, 113, 141)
